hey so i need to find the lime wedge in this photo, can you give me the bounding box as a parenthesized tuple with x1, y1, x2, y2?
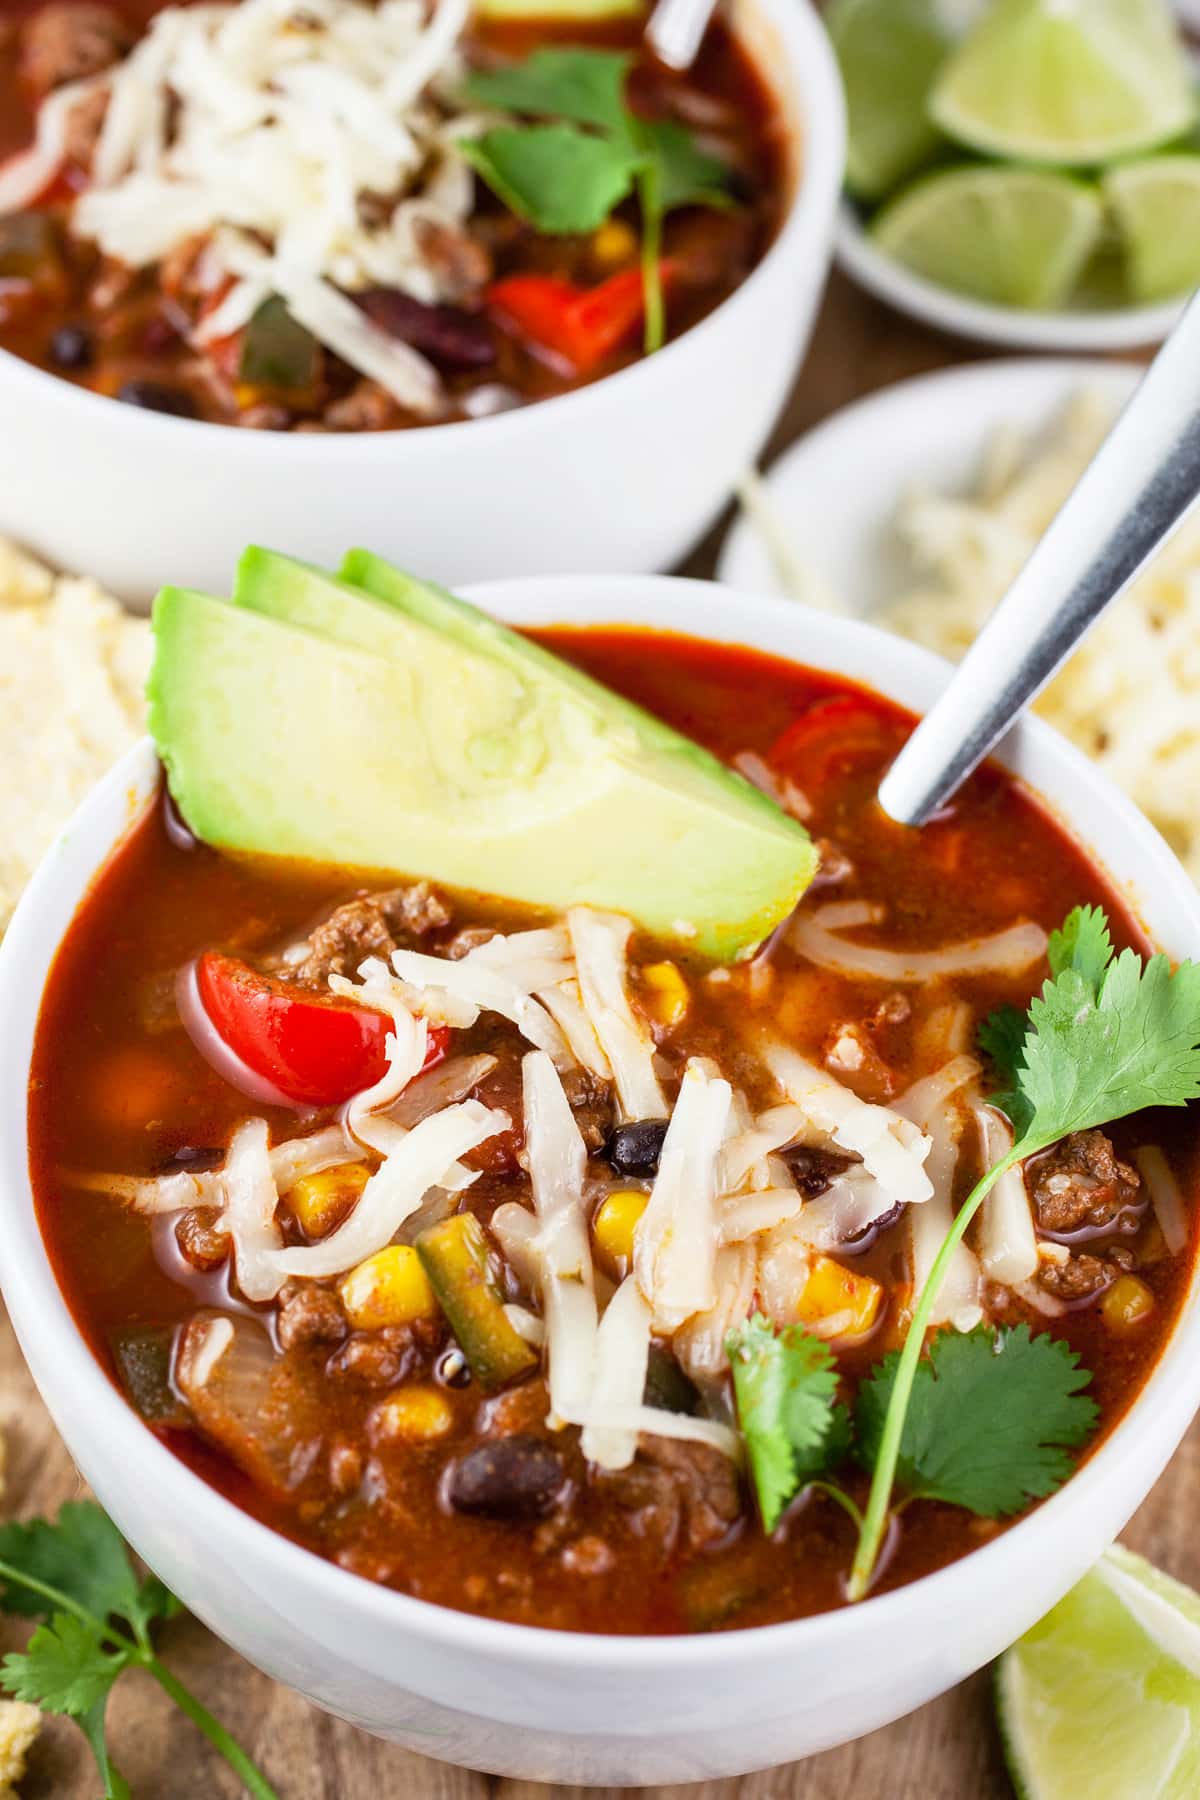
(828, 0, 961, 200)
(1104, 155, 1200, 301)
(870, 165, 1103, 309)
(931, 0, 1197, 166)
(996, 1546, 1200, 1800)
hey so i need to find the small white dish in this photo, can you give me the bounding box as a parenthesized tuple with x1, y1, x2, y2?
(0, 0, 843, 606)
(3, 572, 1200, 1785)
(836, 200, 1185, 353)
(718, 355, 1143, 611)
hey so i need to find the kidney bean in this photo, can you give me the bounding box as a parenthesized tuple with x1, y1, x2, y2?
(356, 289, 496, 371)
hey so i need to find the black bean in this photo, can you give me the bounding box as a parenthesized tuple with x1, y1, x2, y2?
(841, 1201, 904, 1254)
(116, 379, 197, 418)
(445, 1434, 565, 1520)
(607, 1119, 669, 1178)
(49, 324, 93, 370)
(356, 289, 496, 372)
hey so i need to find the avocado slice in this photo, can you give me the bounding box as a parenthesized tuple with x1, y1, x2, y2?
(152, 569, 816, 959)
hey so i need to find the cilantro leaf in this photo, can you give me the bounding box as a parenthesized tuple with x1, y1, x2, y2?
(0, 1500, 279, 1798)
(855, 1325, 1097, 1517)
(852, 905, 1200, 1602)
(1, 1613, 129, 1717)
(1048, 903, 1114, 987)
(727, 1314, 848, 1530)
(641, 119, 733, 211)
(0, 1503, 143, 1628)
(1001, 949, 1200, 1150)
(462, 125, 640, 234)
(977, 1002, 1027, 1088)
(464, 48, 634, 139)
(79, 1698, 133, 1800)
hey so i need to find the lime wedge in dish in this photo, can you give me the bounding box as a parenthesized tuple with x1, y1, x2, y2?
(869, 165, 1103, 310)
(828, 0, 963, 200)
(930, 0, 1197, 167)
(996, 1545, 1200, 1800)
(1104, 155, 1200, 301)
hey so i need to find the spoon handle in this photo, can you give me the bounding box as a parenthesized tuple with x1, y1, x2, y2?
(878, 291, 1200, 828)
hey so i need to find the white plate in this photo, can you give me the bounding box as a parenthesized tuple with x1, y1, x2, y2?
(717, 356, 1143, 613)
(836, 201, 1185, 353)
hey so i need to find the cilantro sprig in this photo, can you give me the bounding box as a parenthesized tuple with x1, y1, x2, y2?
(847, 904, 1200, 1599)
(727, 1315, 851, 1531)
(0, 1501, 279, 1799)
(461, 48, 734, 352)
(726, 1317, 1096, 1538)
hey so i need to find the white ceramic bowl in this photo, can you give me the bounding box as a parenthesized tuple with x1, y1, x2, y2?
(836, 201, 1183, 352)
(719, 356, 1143, 605)
(3, 575, 1200, 1787)
(0, 0, 843, 607)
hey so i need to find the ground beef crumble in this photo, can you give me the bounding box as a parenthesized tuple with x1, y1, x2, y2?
(278, 882, 451, 987)
(1027, 1130, 1142, 1235)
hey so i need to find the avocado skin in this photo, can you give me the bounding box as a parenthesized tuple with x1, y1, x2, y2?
(149, 558, 817, 960)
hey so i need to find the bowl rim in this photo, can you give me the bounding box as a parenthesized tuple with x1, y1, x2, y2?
(4, 572, 1200, 1674)
(835, 200, 1185, 353)
(715, 353, 1146, 602)
(0, 0, 844, 456)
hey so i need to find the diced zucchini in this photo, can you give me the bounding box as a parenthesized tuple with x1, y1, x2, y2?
(238, 295, 320, 394)
(416, 1212, 539, 1391)
(111, 1325, 190, 1427)
(0, 212, 61, 284)
(642, 1344, 701, 1416)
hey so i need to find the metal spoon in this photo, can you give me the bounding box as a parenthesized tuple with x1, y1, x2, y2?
(646, 0, 717, 70)
(878, 289, 1200, 827)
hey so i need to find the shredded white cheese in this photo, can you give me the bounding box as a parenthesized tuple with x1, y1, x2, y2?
(633, 1059, 731, 1332)
(3, 0, 494, 412)
(521, 1050, 598, 1430)
(765, 1044, 934, 1207)
(568, 907, 667, 1121)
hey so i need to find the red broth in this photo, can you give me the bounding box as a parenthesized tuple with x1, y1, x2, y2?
(27, 628, 1199, 1633)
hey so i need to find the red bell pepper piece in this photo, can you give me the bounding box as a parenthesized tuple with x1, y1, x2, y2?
(767, 696, 892, 795)
(196, 952, 447, 1108)
(487, 264, 672, 374)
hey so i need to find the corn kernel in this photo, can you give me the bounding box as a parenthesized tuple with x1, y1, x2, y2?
(797, 1256, 883, 1338)
(593, 1188, 649, 1265)
(370, 1384, 455, 1443)
(339, 1245, 437, 1329)
(591, 218, 638, 268)
(641, 961, 690, 1029)
(285, 1163, 370, 1239)
(1101, 1274, 1155, 1331)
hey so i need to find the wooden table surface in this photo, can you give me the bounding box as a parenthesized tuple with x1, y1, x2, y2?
(5, 270, 1192, 1799)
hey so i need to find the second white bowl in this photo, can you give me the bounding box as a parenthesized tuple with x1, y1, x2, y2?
(0, 0, 844, 605)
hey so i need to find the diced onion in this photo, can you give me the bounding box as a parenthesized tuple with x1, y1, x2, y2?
(792, 906, 1048, 983)
(975, 1104, 1037, 1285)
(906, 1097, 982, 1332)
(221, 1117, 287, 1303)
(1135, 1144, 1188, 1255)
(387, 1053, 497, 1128)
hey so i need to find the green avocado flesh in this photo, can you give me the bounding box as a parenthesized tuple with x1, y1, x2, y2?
(149, 552, 817, 959)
